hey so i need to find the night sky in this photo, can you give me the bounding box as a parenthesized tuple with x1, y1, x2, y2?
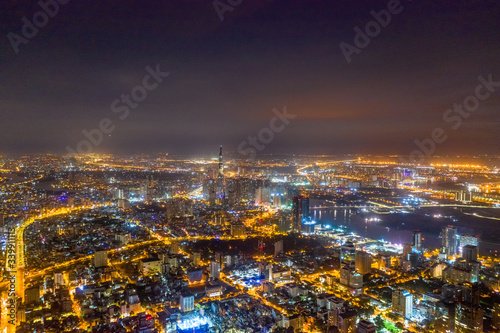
(1, 0, 499, 156)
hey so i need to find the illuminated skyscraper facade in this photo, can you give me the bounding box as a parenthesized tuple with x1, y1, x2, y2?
(442, 226, 458, 257)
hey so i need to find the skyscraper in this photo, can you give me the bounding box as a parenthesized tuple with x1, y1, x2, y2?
(442, 226, 458, 257)
(191, 252, 201, 266)
(216, 145, 226, 202)
(413, 230, 422, 252)
(210, 261, 220, 279)
(54, 273, 64, 287)
(339, 266, 363, 291)
(337, 309, 357, 333)
(302, 197, 310, 222)
(462, 245, 478, 263)
(458, 234, 479, 255)
(93, 250, 108, 268)
(180, 293, 195, 312)
(292, 195, 309, 233)
(341, 242, 356, 269)
(355, 251, 372, 275)
(455, 303, 483, 333)
(218, 145, 224, 178)
(392, 289, 413, 319)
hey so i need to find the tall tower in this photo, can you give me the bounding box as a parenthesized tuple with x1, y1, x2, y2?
(413, 230, 422, 252)
(218, 145, 224, 178)
(216, 145, 225, 203)
(292, 195, 309, 233)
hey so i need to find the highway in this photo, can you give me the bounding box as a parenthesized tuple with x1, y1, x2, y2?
(2, 203, 109, 332)
(2, 197, 489, 332)
(0, 204, 256, 331)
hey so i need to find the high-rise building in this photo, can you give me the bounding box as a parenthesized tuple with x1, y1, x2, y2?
(216, 145, 225, 202)
(214, 252, 224, 269)
(462, 245, 478, 263)
(292, 195, 309, 233)
(442, 226, 458, 257)
(455, 191, 473, 203)
(357, 319, 376, 333)
(301, 196, 310, 221)
(455, 303, 483, 333)
(210, 261, 220, 280)
(283, 314, 304, 332)
(413, 230, 422, 252)
(139, 181, 149, 197)
(459, 234, 479, 247)
(93, 250, 108, 268)
(116, 188, 124, 200)
(230, 223, 245, 237)
(337, 309, 358, 333)
(224, 255, 232, 268)
(341, 242, 356, 269)
(355, 251, 372, 275)
(191, 252, 201, 266)
(203, 179, 217, 205)
(327, 297, 346, 327)
(443, 259, 479, 284)
(392, 289, 413, 319)
(493, 302, 500, 330)
(435, 300, 456, 333)
(24, 286, 40, 305)
(458, 234, 479, 255)
(138, 312, 155, 332)
(274, 240, 284, 257)
(54, 272, 64, 287)
(460, 283, 480, 305)
(340, 267, 363, 291)
(255, 185, 272, 205)
(218, 145, 224, 178)
(272, 194, 282, 207)
(170, 242, 180, 254)
(164, 254, 178, 268)
(44, 276, 52, 293)
(403, 243, 412, 259)
(180, 293, 194, 312)
(375, 253, 392, 271)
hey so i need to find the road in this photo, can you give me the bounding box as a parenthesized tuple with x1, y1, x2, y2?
(2, 203, 109, 332)
(0, 204, 256, 332)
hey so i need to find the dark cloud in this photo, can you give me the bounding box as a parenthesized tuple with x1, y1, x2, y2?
(0, 0, 499, 156)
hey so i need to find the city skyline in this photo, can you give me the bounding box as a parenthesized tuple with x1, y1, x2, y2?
(2, 1, 500, 332)
(1, 151, 500, 332)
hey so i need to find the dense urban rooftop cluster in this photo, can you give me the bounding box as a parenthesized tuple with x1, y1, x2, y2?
(1, 152, 500, 332)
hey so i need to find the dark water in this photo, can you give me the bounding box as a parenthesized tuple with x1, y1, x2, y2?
(311, 199, 500, 256)
(312, 207, 435, 247)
